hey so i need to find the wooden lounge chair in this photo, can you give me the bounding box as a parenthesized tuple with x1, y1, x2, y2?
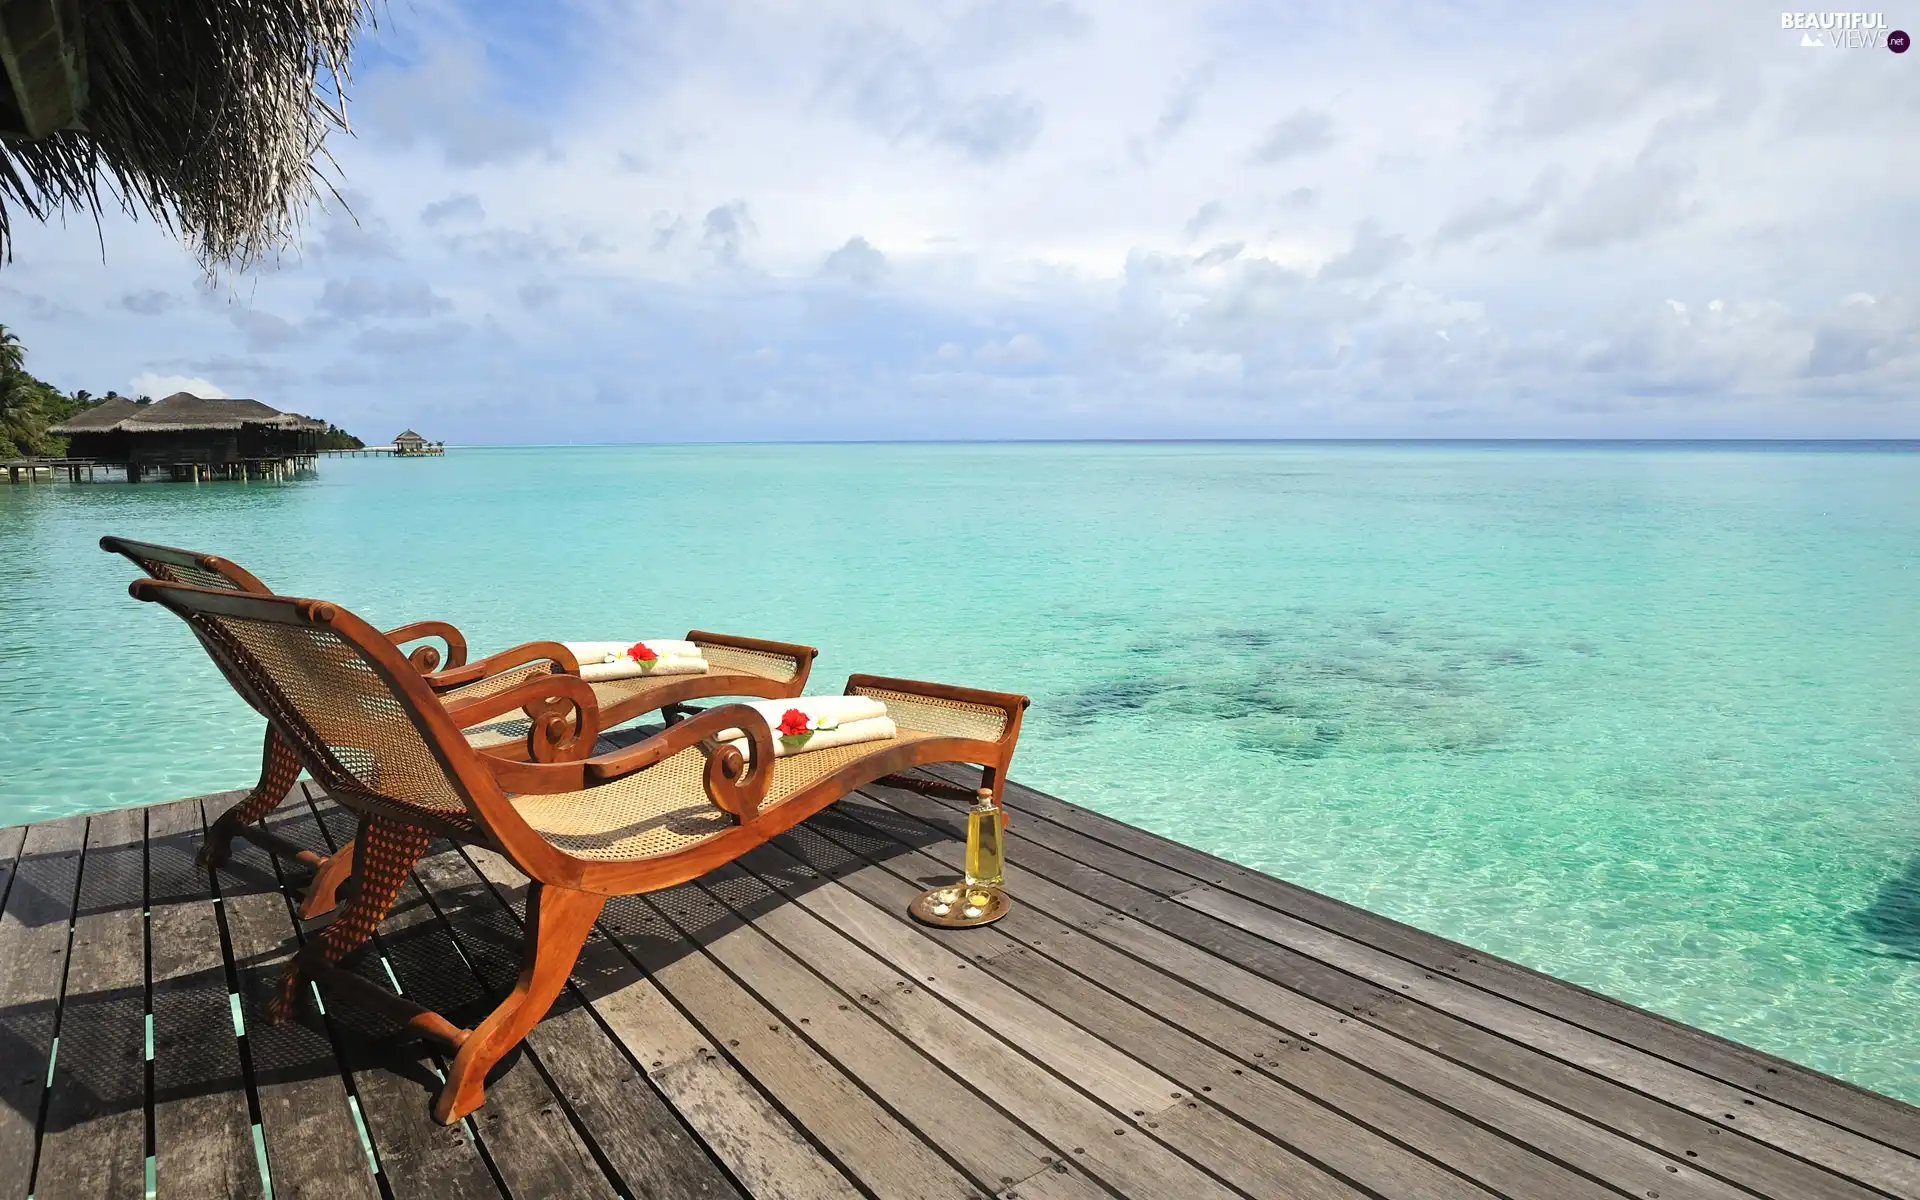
(129, 578, 1028, 1122)
(102, 536, 816, 914)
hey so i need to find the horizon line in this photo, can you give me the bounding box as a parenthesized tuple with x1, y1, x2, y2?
(411, 436, 1920, 449)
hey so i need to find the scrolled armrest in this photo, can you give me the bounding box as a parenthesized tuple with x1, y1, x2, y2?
(384, 620, 469, 672)
(425, 640, 581, 692)
(444, 673, 602, 764)
(845, 673, 1030, 740)
(687, 629, 818, 688)
(586, 703, 775, 821)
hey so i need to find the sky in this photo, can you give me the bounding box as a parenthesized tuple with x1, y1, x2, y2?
(3, 0, 1917, 441)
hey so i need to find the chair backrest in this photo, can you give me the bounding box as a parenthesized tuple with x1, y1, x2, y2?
(103, 535, 472, 675)
(100, 536, 270, 593)
(130, 579, 496, 834)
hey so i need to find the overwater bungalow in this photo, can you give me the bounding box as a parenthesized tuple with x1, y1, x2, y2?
(48, 391, 324, 481)
(392, 428, 444, 455)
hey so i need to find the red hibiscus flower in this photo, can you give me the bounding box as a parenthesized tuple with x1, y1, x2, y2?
(627, 641, 658, 662)
(777, 708, 811, 737)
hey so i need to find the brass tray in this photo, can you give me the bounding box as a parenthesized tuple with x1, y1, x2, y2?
(908, 883, 1010, 928)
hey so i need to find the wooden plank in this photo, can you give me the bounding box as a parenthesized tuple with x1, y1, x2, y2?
(1178, 883, 1920, 1197)
(0, 815, 86, 1200)
(35, 808, 150, 1199)
(902, 771, 1920, 1196)
(454, 839, 854, 1200)
(762, 823, 1490, 1200)
(276, 789, 505, 1200)
(598, 885, 982, 1200)
(305, 784, 771, 1200)
(933, 764, 1920, 1157)
(702, 849, 1348, 1200)
(514, 1009, 743, 1200)
(147, 794, 229, 908)
(209, 796, 381, 1200)
(672, 863, 1062, 1191)
(852, 786, 1887, 1200)
(411, 840, 928, 1198)
(732, 838, 1264, 1200)
(398, 843, 637, 1200)
(733, 838, 1182, 1124)
(297, 794, 604, 1199)
(571, 944, 862, 1200)
(986, 1161, 1116, 1200)
(818, 797, 1780, 1200)
(0, 823, 28, 905)
(147, 797, 261, 1200)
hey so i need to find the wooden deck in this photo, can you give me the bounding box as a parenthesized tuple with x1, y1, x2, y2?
(3, 766, 1916, 1200)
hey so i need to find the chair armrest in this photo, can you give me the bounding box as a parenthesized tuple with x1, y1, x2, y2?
(424, 640, 581, 692)
(846, 674, 1030, 742)
(383, 620, 469, 672)
(688, 630, 818, 689)
(495, 703, 776, 822)
(444, 674, 602, 764)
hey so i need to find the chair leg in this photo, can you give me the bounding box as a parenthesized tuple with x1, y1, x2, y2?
(269, 816, 432, 1022)
(433, 883, 605, 1124)
(298, 836, 358, 920)
(200, 725, 303, 867)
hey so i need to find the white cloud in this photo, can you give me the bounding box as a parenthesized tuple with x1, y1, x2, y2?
(130, 373, 228, 399)
(0, 0, 1912, 439)
(1249, 107, 1335, 164)
(821, 236, 888, 285)
(1549, 159, 1696, 249)
(975, 332, 1045, 365)
(420, 194, 486, 227)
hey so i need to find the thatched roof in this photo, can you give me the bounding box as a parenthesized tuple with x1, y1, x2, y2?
(0, 0, 375, 269)
(46, 394, 143, 432)
(49, 391, 312, 433)
(393, 428, 423, 442)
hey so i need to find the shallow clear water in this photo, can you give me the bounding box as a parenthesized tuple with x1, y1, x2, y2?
(3, 443, 1917, 1102)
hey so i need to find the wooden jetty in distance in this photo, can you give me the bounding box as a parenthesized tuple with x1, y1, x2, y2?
(4, 457, 107, 484)
(323, 430, 446, 458)
(4, 456, 313, 484)
(320, 444, 446, 458)
(3, 765, 1915, 1199)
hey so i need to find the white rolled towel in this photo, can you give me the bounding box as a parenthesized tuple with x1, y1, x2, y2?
(562, 638, 701, 664)
(578, 654, 708, 682)
(723, 716, 898, 761)
(710, 695, 887, 743)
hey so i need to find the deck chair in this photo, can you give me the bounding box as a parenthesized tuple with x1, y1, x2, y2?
(129, 578, 1027, 1122)
(103, 536, 816, 914)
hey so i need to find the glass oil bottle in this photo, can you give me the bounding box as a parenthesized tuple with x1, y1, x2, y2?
(964, 787, 1005, 890)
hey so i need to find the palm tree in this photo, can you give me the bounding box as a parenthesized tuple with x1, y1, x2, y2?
(0, 325, 23, 376)
(0, 325, 42, 456)
(0, 324, 62, 457)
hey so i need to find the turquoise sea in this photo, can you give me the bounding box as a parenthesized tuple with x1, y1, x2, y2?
(3, 443, 1917, 1103)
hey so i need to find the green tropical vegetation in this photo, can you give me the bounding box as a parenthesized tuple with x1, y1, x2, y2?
(0, 324, 365, 458)
(318, 424, 365, 451)
(0, 324, 100, 457)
